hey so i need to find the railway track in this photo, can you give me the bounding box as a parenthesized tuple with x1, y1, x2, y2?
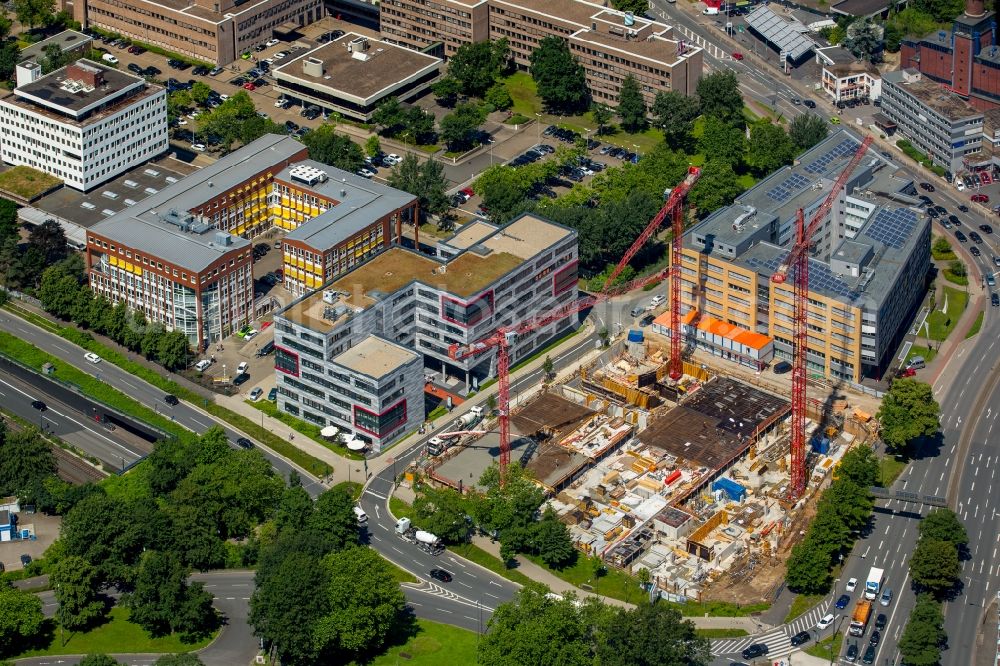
(52, 446, 107, 484)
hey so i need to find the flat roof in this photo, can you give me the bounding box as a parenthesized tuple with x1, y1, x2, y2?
(332, 335, 420, 379)
(441, 220, 497, 250)
(571, 30, 685, 66)
(90, 134, 304, 271)
(19, 30, 91, 62)
(491, 0, 599, 28)
(524, 440, 590, 490)
(831, 0, 890, 15)
(745, 5, 816, 60)
(883, 70, 981, 122)
(275, 33, 441, 101)
(12, 60, 146, 117)
(511, 393, 596, 436)
(280, 160, 416, 251)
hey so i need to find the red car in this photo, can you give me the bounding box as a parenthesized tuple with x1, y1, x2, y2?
(972, 193, 990, 203)
(460, 187, 474, 200)
(243, 82, 256, 91)
(732, 52, 744, 61)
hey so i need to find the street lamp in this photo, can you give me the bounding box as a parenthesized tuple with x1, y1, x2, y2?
(536, 113, 543, 144)
(830, 615, 848, 666)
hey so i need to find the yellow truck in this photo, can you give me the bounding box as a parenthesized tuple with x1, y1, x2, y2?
(849, 600, 873, 636)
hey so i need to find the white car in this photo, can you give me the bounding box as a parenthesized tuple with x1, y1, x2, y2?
(274, 98, 289, 108)
(358, 168, 376, 179)
(386, 153, 402, 165)
(816, 613, 835, 631)
(219, 94, 230, 101)
(274, 51, 289, 59)
(265, 38, 280, 47)
(101, 53, 119, 64)
(191, 143, 206, 152)
(177, 119, 188, 126)
(244, 329, 258, 341)
(84, 352, 102, 364)
(195, 359, 212, 372)
(846, 577, 858, 593)
(650, 294, 665, 307)
(262, 58, 275, 65)
(237, 362, 249, 375)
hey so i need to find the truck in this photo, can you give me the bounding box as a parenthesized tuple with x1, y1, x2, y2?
(457, 405, 484, 428)
(865, 567, 884, 600)
(395, 518, 443, 555)
(849, 600, 873, 636)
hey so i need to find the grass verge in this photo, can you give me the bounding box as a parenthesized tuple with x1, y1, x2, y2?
(967, 310, 984, 338)
(382, 556, 418, 584)
(334, 481, 363, 500)
(450, 543, 533, 587)
(943, 270, 969, 286)
(784, 593, 824, 623)
(695, 628, 749, 638)
(879, 456, 908, 487)
(522, 553, 642, 604)
(370, 619, 477, 666)
(247, 399, 363, 459)
(14, 607, 215, 658)
(476, 324, 583, 393)
(905, 345, 938, 364)
(388, 495, 414, 521)
(805, 630, 844, 660)
(2, 305, 333, 477)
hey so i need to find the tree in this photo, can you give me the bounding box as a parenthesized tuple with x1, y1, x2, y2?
(0, 41, 19, 83)
(591, 103, 613, 135)
(364, 135, 381, 159)
(696, 71, 744, 126)
(190, 82, 212, 107)
(13, 0, 54, 30)
(610, 0, 649, 11)
(412, 487, 472, 544)
(309, 486, 361, 553)
(0, 427, 56, 499)
(371, 97, 404, 135)
(876, 379, 940, 451)
(617, 74, 647, 132)
(788, 113, 829, 151)
(157, 330, 191, 371)
(651, 90, 700, 149)
(446, 39, 508, 97)
(79, 656, 122, 666)
(530, 36, 589, 114)
(0, 583, 45, 655)
(785, 538, 835, 594)
(746, 120, 794, 175)
(431, 76, 462, 107)
(819, 480, 872, 532)
(275, 483, 314, 533)
(485, 82, 513, 111)
(542, 355, 554, 379)
(440, 102, 487, 151)
(0, 198, 17, 243)
(689, 159, 744, 216)
(837, 445, 880, 488)
(387, 154, 450, 220)
(127, 551, 216, 640)
(478, 588, 596, 666)
(918, 508, 968, 549)
(594, 601, 710, 666)
(62, 493, 153, 585)
(912, 0, 963, 23)
(471, 462, 545, 536)
(251, 549, 330, 665)
(948, 260, 967, 277)
(898, 593, 946, 666)
(844, 18, 885, 63)
(28, 219, 68, 265)
(52, 555, 105, 637)
(313, 546, 406, 657)
(302, 126, 364, 173)
(931, 236, 952, 257)
(696, 117, 745, 168)
(40, 42, 74, 74)
(531, 508, 576, 568)
(473, 164, 535, 224)
(910, 538, 960, 594)
(154, 655, 205, 666)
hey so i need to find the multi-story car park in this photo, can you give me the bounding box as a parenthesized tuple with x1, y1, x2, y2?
(880, 69, 986, 175)
(671, 130, 930, 383)
(273, 34, 442, 123)
(0, 60, 167, 192)
(273, 213, 579, 447)
(73, 0, 323, 65)
(274, 162, 418, 297)
(378, 0, 703, 105)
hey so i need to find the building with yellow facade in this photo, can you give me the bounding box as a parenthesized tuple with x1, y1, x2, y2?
(673, 130, 930, 383)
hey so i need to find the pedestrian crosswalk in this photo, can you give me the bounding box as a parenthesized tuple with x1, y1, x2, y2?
(710, 603, 831, 657)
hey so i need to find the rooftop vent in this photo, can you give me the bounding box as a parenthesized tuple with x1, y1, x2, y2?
(624, 11, 635, 25)
(731, 205, 757, 232)
(302, 56, 324, 78)
(348, 36, 371, 61)
(214, 231, 232, 246)
(322, 290, 339, 304)
(289, 164, 328, 186)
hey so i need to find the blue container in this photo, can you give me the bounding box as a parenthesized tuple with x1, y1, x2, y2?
(811, 436, 830, 454)
(712, 478, 746, 502)
(627, 329, 644, 343)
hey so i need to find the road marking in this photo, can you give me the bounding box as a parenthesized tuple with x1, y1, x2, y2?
(392, 546, 404, 555)
(366, 490, 387, 500)
(458, 581, 473, 589)
(484, 592, 499, 600)
(189, 416, 210, 429)
(490, 580, 502, 587)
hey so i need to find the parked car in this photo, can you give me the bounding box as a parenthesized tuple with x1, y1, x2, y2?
(20, 554, 32, 567)
(190, 143, 206, 152)
(101, 53, 119, 64)
(144, 66, 162, 76)
(265, 38, 280, 47)
(249, 387, 263, 401)
(237, 361, 249, 375)
(127, 63, 144, 74)
(972, 193, 990, 203)
(268, 387, 278, 401)
(993, 293, 999, 307)
(773, 360, 792, 374)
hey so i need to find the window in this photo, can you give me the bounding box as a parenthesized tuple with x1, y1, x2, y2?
(441, 292, 494, 327)
(354, 399, 407, 438)
(275, 347, 300, 376)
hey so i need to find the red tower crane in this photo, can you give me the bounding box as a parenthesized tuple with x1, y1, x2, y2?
(449, 271, 670, 482)
(772, 135, 873, 499)
(601, 166, 702, 381)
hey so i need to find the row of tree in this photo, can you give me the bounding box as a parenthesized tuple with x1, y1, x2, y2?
(785, 446, 880, 594)
(38, 257, 192, 371)
(876, 378, 941, 452)
(898, 508, 967, 665)
(166, 90, 286, 155)
(0, 213, 74, 294)
(479, 587, 710, 666)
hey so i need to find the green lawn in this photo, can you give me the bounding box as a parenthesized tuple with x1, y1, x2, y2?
(247, 399, 363, 460)
(388, 494, 414, 521)
(924, 286, 968, 341)
(382, 555, 418, 584)
(450, 543, 534, 587)
(905, 345, 938, 364)
(805, 630, 844, 660)
(943, 269, 969, 286)
(522, 553, 643, 604)
(334, 481, 363, 500)
(695, 628, 749, 638)
(879, 456, 908, 488)
(505, 71, 541, 118)
(967, 310, 985, 338)
(14, 607, 215, 658)
(367, 620, 478, 666)
(784, 593, 824, 623)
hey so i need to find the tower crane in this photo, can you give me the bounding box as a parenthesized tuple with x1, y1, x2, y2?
(772, 135, 873, 499)
(600, 166, 702, 381)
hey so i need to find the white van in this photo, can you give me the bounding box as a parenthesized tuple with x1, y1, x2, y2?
(907, 356, 926, 370)
(195, 359, 212, 371)
(101, 53, 119, 65)
(702, 7, 719, 14)
(353, 506, 368, 524)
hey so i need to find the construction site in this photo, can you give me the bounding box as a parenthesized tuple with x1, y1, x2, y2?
(404, 133, 894, 605)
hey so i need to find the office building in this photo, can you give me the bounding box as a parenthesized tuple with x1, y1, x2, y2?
(274, 213, 579, 448)
(815, 46, 882, 104)
(899, 0, 1000, 111)
(74, 0, 323, 65)
(274, 160, 418, 296)
(380, 0, 489, 58)
(0, 60, 167, 191)
(274, 34, 442, 122)
(671, 130, 930, 382)
(881, 69, 984, 174)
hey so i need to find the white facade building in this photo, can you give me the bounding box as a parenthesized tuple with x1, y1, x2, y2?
(0, 60, 167, 191)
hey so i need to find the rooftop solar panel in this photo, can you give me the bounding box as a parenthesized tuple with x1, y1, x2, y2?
(863, 207, 918, 249)
(766, 172, 810, 203)
(746, 252, 860, 299)
(804, 138, 859, 174)
(745, 5, 816, 60)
